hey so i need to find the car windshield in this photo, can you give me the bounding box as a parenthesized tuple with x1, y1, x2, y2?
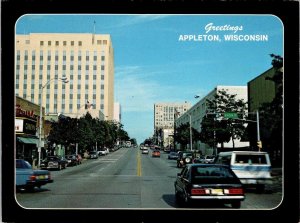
(191, 166, 240, 184)
(46, 156, 59, 161)
(182, 153, 193, 157)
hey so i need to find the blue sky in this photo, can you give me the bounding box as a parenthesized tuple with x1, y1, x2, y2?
(16, 14, 283, 144)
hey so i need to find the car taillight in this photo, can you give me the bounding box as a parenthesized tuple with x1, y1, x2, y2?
(224, 188, 244, 195)
(29, 175, 36, 181)
(191, 189, 208, 195)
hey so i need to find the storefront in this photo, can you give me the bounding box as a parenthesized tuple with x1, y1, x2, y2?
(15, 96, 44, 166)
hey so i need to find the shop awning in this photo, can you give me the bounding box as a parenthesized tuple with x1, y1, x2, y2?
(17, 137, 38, 145)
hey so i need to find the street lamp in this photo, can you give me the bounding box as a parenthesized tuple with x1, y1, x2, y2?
(38, 76, 69, 168)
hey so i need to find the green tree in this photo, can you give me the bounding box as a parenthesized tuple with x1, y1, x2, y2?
(174, 123, 200, 150)
(200, 89, 248, 153)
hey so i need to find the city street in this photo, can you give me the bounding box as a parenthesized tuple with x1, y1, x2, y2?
(16, 147, 282, 209)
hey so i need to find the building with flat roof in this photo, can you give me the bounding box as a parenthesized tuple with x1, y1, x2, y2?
(175, 86, 249, 154)
(154, 102, 191, 147)
(154, 102, 191, 130)
(15, 33, 114, 120)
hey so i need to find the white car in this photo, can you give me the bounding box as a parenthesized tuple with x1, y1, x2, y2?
(98, 148, 109, 156)
(142, 149, 149, 154)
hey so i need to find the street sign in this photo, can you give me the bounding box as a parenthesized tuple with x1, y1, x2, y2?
(224, 112, 238, 119)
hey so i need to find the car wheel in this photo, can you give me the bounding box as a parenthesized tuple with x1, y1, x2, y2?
(256, 184, 265, 193)
(183, 191, 190, 206)
(175, 190, 181, 204)
(231, 201, 241, 209)
(26, 186, 35, 192)
(185, 157, 191, 163)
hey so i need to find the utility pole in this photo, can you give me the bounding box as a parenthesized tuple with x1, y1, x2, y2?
(188, 114, 193, 151)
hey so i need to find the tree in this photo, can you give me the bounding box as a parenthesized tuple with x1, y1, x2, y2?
(200, 89, 248, 153)
(174, 123, 200, 150)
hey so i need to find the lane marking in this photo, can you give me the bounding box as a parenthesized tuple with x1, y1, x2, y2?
(137, 150, 142, 177)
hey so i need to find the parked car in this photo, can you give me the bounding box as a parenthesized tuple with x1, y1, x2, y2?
(65, 154, 78, 166)
(177, 151, 194, 168)
(97, 148, 109, 156)
(88, 151, 98, 159)
(142, 148, 149, 154)
(174, 164, 245, 208)
(194, 155, 216, 164)
(168, 151, 179, 160)
(152, 150, 161, 158)
(40, 155, 68, 170)
(16, 159, 53, 191)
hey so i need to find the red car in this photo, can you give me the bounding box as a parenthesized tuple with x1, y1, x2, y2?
(152, 150, 161, 158)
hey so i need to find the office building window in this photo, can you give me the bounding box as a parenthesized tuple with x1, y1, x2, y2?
(79, 41, 82, 46)
(55, 41, 59, 46)
(40, 41, 44, 46)
(48, 41, 51, 46)
(71, 41, 74, 46)
(63, 41, 67, 46)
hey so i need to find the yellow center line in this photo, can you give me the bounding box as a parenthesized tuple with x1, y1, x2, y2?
(137, 149, 142, 177)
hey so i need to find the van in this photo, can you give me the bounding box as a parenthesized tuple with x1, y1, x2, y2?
(214, 151, 273, 191)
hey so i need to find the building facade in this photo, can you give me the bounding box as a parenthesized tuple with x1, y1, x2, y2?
(175, 86, 249, 154)
(154, 102, 191, 147)
(15, 96, 42, 166)
(247, 67, 278, 112)
(114, 102, 121, 123)
(154, 102, 191, 130)
(15, 33, 114, 120)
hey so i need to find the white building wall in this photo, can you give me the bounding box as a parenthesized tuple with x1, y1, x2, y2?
(175, 86, 249, 154)
(114, 102, 121, 123)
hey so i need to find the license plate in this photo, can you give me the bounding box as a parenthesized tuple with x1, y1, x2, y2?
(211, 189, 224, 195)
(37, 175, 48, 180)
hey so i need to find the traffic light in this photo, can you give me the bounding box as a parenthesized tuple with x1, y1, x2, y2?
(257, 141, 262, 150)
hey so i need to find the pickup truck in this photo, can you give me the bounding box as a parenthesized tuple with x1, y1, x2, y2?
(16, 159, 53, 191)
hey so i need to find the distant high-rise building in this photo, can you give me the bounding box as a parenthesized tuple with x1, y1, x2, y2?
(154, 102, 191, 130)
(15, 33, 114, 120)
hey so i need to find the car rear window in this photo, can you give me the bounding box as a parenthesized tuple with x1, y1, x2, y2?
(235, 154, 267, 164)
(191, 166, 240, 184)
(16, 160, 31, 169)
